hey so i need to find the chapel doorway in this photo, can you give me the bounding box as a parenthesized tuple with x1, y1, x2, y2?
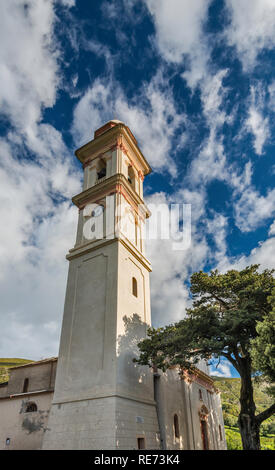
(200, 419, 209, 450)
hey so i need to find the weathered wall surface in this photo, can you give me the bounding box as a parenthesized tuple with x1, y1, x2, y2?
(0, 392, 53, 450)
(6, 361, 57, 395)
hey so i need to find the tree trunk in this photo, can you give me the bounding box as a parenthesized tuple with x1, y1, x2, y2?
(238, 359, 261, 450)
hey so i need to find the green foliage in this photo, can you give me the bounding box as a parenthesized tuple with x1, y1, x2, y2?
(213, 377, 275, 445)
(251, 288, 275, 394)
(225, 426, 243, 450)
(136, 265, 275, 449)
(0, 358, 33, 384)
(137, 265, 275, 375)
(225, 426, 275, 450)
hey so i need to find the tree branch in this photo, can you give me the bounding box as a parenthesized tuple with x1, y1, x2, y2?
(210, 292, 230, 309)
(222, 352, 240, 373)
(256, 403, 275, 425)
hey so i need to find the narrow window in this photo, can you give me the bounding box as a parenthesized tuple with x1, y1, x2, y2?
(199, 389, 202, 400)
(174, 414, 180, 439)
(137, 437, 145, 449)
(23, 378, 29, 393)
(132, 277, 137, 297)
(219, 425, 223, 441)
(200, 420, 209, 450)
(97, 160, 106, 180)
(25, 402, 37, 413)
(128, 166, 135, 187)
(135, 218, 138, 246)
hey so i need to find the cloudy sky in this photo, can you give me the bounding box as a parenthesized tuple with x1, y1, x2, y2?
(0, 0, 275, 378)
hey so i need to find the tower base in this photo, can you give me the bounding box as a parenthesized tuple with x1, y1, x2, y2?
(42, 395, 161, 450)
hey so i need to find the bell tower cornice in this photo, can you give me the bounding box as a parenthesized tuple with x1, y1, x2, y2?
(75, 122, 152, 177)
(72, 173, 150, 220)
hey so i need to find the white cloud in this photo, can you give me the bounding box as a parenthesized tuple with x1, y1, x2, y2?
(210, 359, 232, 378)
(59, 0, 75, 7)
(145, 0, 211, 88)
(200, 69, 229, 124)
(185, 69, 233, 188)
(244, 85, 270, 155)
(222, 160, 275, 234)
(0, 136, 81, 359)
(144, 191, 209, 327)
(268, 220, 275, 236)
(225, 0, 275, 70)
(268, 80, 275, 111)
(188, 129, 228, 186)
(72, 72, 186, 175)
(207, 213, 229, 265)
(0, 0, 81, 359)
(71, 79, 113, 146)
(219, 232, 275, 275)
(0, 0, 60, 133)
(233, 185, 275, 233)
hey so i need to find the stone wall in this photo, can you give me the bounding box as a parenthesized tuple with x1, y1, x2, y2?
(42, 396, 160, 450)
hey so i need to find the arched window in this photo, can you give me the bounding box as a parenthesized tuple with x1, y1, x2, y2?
(23, 378, 29, 393)
(25, 402, 37, 413)
(132, 277, 137, 297)
(173, 414, 180, 439)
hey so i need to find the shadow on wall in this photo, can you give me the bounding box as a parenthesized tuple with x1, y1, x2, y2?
(117, 313, 149, 387)
(116, 314, 161, 449)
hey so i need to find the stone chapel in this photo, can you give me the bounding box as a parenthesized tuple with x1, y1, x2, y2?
(0, 120, 226, 450)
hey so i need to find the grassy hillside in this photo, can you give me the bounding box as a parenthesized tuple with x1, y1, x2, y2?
(0, 358, 33, 384)
(212, 377, 275, 450)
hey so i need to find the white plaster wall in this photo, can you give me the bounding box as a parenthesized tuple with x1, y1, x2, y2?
(43, 236, 160, 449)
(196, 359, 210, 375)
(154, 369, 187, 450)
(116, 241, 154, 403)
(52, 242, 119, 404)
(154, 368, 226, 450)
(210, 391, 227, 449)
(183, 379, 225, 450)
(43, 397, 116, 450)
(115, 397, 160, 450)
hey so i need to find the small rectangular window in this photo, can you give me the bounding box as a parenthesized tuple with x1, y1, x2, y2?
(132, 277, 138, 297)
(137, 437, 145, 449)
(174, 414, 180, 438)
(23, 378, 29, 393)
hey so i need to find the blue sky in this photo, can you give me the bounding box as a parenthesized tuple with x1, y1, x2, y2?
(0, 0, 275, 378)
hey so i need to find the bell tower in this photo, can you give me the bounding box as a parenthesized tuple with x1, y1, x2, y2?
(42, 121, 161, 450)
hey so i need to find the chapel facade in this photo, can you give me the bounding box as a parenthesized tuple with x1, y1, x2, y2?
(0, 121, 226, 450)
